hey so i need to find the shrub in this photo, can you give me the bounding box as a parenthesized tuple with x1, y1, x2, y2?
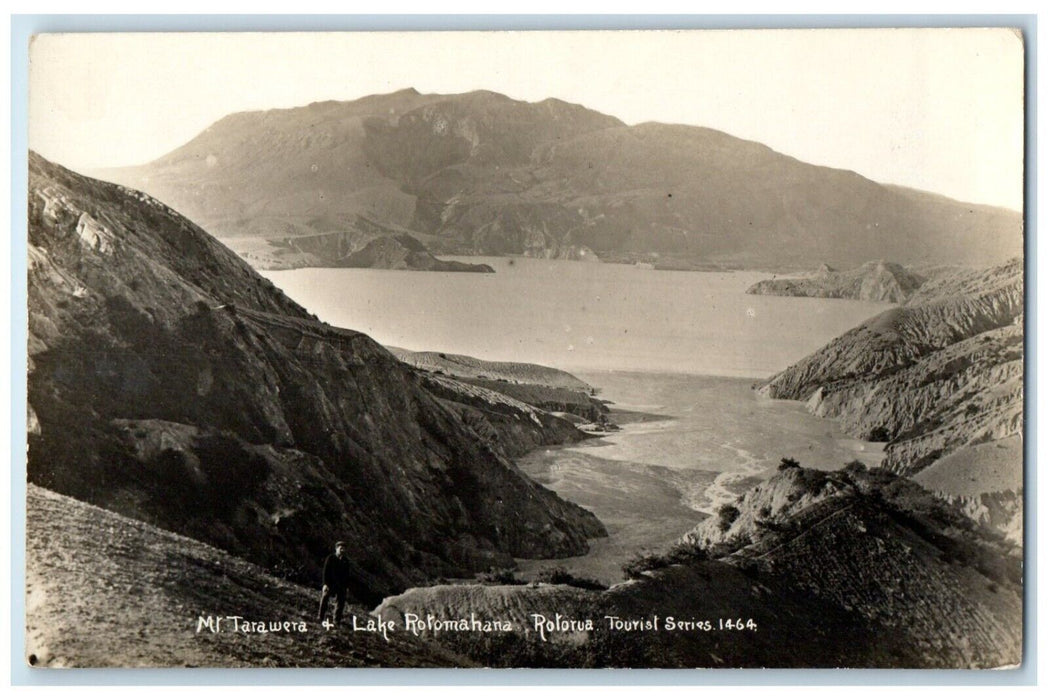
(533, 566, 607, 591)
(867, 427, 891, 442)
(621, 541, 709, 580)
(477, 567, 524, 585)
(778, 457, 802, 471)
(664, 541, 709, 564)
(844, 460, 868, 474)
(717, 504, 741, 531)
(621, 553, 668, 580)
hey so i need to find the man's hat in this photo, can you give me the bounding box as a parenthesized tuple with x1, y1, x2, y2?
(335, 541, 347, 547)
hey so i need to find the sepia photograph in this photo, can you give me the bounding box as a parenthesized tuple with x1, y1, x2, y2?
(22, 26, 1025, 670)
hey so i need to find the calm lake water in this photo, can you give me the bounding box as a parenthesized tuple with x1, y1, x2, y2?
(264, 258, 890, 583)
(264, 257, 892, 377)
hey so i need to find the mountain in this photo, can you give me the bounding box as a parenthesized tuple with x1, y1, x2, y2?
(746, 260, 928, 303)
(755, 260, 1023, 540)
(373, 462, 1022, 668)
(26, 152, 605, 605)
(98, 89, 1021, 270)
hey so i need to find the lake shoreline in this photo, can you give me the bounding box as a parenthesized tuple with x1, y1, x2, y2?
(510, 370, 886, 585)
(261, 262, 891, 584)
(263, 260, 894, 378)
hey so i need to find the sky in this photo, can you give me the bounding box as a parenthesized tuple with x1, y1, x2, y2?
(28, 28, 1025, 210)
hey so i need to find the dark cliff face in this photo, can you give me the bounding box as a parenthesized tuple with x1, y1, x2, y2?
(99, 90, 1021, 270)
(26, 152, 604, 605)
(757, 260, 1023, 499)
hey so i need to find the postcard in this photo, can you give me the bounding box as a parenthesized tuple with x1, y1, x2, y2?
(24, 27, 1024, 669)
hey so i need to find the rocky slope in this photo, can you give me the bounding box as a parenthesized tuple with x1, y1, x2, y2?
(26, 484, 472, 668)
(374, 462, 1022, 668)
(755, 260, 1023, 543)
(26, 152, 605, 606)
(747, 260, 927, 303)
(415, 373, 589, 458)
(99, 89, 1021, 270)
(389, 348, 593, 389)
(757, 260, 1022, 474)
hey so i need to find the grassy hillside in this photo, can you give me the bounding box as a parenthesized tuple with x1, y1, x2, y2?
(26, 485, 470, 668)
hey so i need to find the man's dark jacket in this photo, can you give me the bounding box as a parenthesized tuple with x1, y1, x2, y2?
(323, 554, 353, 592)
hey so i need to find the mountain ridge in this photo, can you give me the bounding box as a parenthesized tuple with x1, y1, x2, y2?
(98, 88, 1022, 270)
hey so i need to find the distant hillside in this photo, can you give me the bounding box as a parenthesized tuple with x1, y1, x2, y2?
(388, 348, 593, 389)
(338, 232, 493, 272)
(747, 260, 927, 303)
(27, 152, 604, 605)
(99, 89, 1022, 270)
(243, 223, 494, 272)
(374, 462, 1022, 668)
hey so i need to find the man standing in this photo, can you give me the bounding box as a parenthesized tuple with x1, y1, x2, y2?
(318, 541, 353, 626)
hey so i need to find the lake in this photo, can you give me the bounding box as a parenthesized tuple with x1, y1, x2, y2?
(263, 257, 892, 377)
(264, 258, 891, 583)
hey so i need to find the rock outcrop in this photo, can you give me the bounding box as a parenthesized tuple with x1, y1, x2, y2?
(26, 152, 605, 605)
(389, 348, 607, 424)
(389, 348, 594, 389)
(416, 373, 589, 458)
(342, 233, 493, 272)
(747, 260, 927, 303)
(99, 89, 1021, 270)
(238, 222, 493, 272)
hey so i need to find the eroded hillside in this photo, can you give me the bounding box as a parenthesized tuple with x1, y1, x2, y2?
(25, 485, 471, 668)
(757, 260, 1023, 498)
(747, 260, 927, 303)
(27, 152, 605, 605)
(373, 463, 1022, 668)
